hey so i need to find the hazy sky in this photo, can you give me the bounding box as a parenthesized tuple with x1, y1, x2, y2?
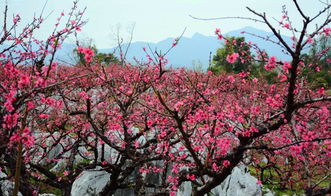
(2, 0, 329, 48)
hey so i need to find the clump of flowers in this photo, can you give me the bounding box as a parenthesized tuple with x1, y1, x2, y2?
(77, 47, 95, 63)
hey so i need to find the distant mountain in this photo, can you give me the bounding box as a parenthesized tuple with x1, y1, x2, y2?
(1, 26, 293, 70)
(99, 26, 293, 71)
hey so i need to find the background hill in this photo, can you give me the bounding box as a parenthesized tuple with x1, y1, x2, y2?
(99, 26, 292, 71)
(1, 26, 293, 70)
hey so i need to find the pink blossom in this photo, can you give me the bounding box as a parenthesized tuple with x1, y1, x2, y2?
(307, 37, 314, 44)
(251, 105, 260, 115)
(227, 75, 235, 83)
(278, 74, 287, 82)
(27, 101, 35, 110)
(77, 47, 84, 53)
(39, 114, 49, 119)
(22, 127, 31, 137)
(264, 56, 277, 71)
(186, 174, 196, 181)
(10, 133, 20, 143)
(215, 28, 223, 40)
(317, 87, 325, 95)
(172, 38, 178, 47)
(134, 140, 140, 148)
(226, 53, 239, 63)
(283, 23, 290, 29)
(212, 163, 219, 171)
(18, 74, 30, 88)
(85, 55, 92, 63)
(70, 20, 76, 25)
(13, 14, 21, 24)
(322, 27, 331, 36)
(4, 100, 14, 112)
(22, 135, 34, 147)
(282, 61, 292, 74)
(2, 113, 19, 129)
(223, 160, 230, 167)
(79, 91, 89, 100)
(63, 170, 69, 176)
(315, 66, 320, 72)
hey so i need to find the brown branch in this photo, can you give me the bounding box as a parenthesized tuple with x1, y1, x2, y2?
(243, 137, 331, 151)
(311, 3, 331, 21)
(293, 0, 309, 20)
(246, 7, 295, 57)
(294, 96, 331, 109)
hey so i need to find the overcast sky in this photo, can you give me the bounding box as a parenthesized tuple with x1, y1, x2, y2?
(2, 0, 329, 48)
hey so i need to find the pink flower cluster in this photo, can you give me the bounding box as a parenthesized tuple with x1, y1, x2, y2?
(4, 61, 20, 78)
(77, 47, 95, 63)
(322, 27, 331, 36)
(264, 56, 277, 71)
(265, 94, 283, 109)
(18, 74, 31, 89)
(4, 90, 16, 112)
(281, 61, 292, 74)
(226, 53, 239, 63)
(215, 28, 223, 40)
(2, 113, 18, 129)
(10, 127, 35, 148)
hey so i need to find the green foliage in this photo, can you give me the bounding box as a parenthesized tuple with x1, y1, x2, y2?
(301, 35, 331, 89)
(248, 164, 330, 196)
(29, 177, 63, 195)
(209, 36, 253, 74)
(248, 166, 305, 196)
(74, 45, 119, 65)
(94, 52, 120, 65)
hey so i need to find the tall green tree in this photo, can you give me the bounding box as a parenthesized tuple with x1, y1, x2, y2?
(301, 35, 331, 88)
(209, 36, 253, 73)
(74, 45, 120, 65)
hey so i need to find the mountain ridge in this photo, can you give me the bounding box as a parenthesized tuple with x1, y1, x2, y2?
(0, 26, 293, 70)
(98, 26, 292, 70)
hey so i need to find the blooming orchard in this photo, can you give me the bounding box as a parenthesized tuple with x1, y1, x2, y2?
(0, 0, 331, 196)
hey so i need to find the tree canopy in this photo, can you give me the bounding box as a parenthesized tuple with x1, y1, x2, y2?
(209, 36, 253, 73)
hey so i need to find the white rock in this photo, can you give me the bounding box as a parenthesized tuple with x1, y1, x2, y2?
(177, 181, 192, 196)
(212, 166, 262, 196)
(71, 169, 111, 196)
(177, 165, 274, 196)
(49, 158, 67, 173)
(0, 171, 23, 196)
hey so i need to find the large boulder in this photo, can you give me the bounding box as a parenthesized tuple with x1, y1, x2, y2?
(71, 168, 111, 196)
(0, 171, 22, 196)
(212, 166, 271, 196)
(177, 165, 274, 196)
(70, 164, 273, 196)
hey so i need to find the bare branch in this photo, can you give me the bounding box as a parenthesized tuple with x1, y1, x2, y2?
(294, 96, 331, 108)
(311, 3, 331, 21)
(244, 137, 331, 151)
(293, 0, 309, 20)
(246, 7, 295, 57)
(163, 27, 187, 57)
